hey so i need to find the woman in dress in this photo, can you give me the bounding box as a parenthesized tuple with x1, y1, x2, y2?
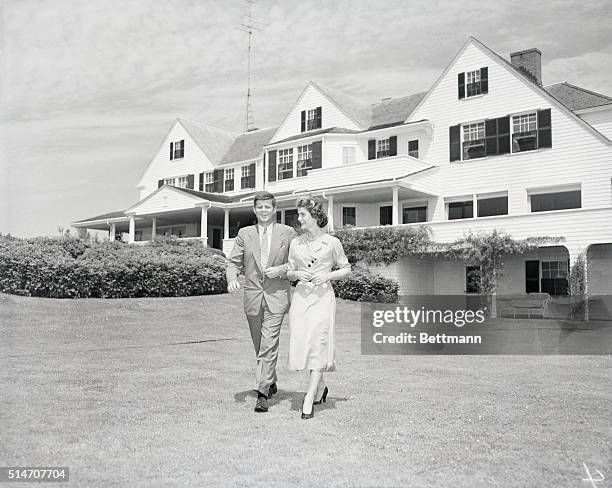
(286, 197, 351, 419)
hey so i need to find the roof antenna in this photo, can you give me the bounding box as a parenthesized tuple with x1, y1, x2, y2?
(237, 0, 266, 132)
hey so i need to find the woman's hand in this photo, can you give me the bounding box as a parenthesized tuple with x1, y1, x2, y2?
(310, 272, 329, 286)
(294, 270, 313, 282)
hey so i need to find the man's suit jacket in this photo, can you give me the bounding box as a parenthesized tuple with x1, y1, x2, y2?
(226, 223, 296, 316)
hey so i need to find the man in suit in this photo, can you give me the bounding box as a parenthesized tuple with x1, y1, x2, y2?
(226, 191, 296, 412)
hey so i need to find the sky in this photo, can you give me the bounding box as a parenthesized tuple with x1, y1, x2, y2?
(1, 0, 611, 237)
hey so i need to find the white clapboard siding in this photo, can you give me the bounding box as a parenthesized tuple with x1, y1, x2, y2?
(138, 121, 215, 199)
(131, 187, 203, 215)
(405, 41, 612, 218)
(271, 84, 362, 143)
(266, 156, 431, 194)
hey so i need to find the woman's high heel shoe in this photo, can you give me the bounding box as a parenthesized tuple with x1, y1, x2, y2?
(301, 394, 315, 420)
(313, 386, 328, 405)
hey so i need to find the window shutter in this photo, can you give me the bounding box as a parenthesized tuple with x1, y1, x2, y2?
(249, 162, 256, 188)
(458, 73, 465, 99)
(408, 139, 419, 156)
(497, 116, 510, 154)
(389, 136, 397, 156)
(158, 179, 164, 188)
(301, 111, 306, 132)
(186, 174, 194, 189)
(485, 119, 498, 156)
(316, 106, 322, 129)
(480, 67, 488, 94)
(213, 169, 224, 192)
(311, 141, 322, 169)
(449, 125, 461, 162)
(268, 150, 277, 182)
(537, 109, 552, 148)
(199, 172, 204, 191)
(169, 142, 174, 160)
(368, 140, 376, 160)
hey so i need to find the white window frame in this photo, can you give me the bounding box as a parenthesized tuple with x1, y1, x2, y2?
(407, 139, 419, 159)
(511, 111, 538, 153)
(377, 138, 390, 158)
(205, 172, 214, 184)
(171, 139, 184, 160)
(296, 144, 312, 177)
(461, 121, 485, 160)
(164, 177, 176, 186)
(466, 70, 482, 97)
(342, 145, 356, 165)
(241, 165, 251, 178)
(306, 109, 318, 131)
(177, 176, 189, 188)
(225, 168, 234, 180)
(278, 148, 294, 180)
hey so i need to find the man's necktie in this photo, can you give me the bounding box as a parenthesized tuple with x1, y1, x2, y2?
(261, 226, 269, 269)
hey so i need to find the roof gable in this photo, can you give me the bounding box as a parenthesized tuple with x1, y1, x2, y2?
(310, 81, 372, 128)
(178, 119, 237, 165)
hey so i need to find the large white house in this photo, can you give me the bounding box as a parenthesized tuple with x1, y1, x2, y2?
(73, 37, 612, 296)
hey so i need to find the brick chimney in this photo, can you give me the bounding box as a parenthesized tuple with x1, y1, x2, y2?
(510, 48, 542, 85)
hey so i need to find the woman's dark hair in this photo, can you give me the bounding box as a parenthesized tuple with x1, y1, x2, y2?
(296, 197, 328, 228)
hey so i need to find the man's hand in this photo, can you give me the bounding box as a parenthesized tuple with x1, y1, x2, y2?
(227, 279, 241, 293)
(264, 266, 283, 279)
(310, 272, 329, 286)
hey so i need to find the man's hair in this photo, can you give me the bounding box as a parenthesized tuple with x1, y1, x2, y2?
(253, 191, 276, 208)
(296, 196, 328, 228)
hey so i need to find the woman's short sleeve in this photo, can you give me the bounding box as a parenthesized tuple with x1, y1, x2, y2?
(287, 238, 298, 271)
(332, 237, 350, 270)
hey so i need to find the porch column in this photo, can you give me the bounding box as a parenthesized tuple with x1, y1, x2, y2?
(280, 210, 286, 224)
(200, 206, 209, 245)
(568, 245, 589, 321)
(109, 223, 116, 242)
(327, 195, 335, 231)
(392, 187, 399, 226)
(473, 194, 478, 218)
(224, 209, 230, 240)
(151, 218, 157, 241)
(128, 216, 135, 243)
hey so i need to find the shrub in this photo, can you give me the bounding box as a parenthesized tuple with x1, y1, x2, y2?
(0, 236, 227, 298)
(333, 266, 399, 303)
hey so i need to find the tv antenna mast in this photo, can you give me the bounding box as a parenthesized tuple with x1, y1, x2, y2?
(237, 0, 266, 132)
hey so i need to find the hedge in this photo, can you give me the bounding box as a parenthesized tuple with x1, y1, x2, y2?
(0, 236, 227, 298)
(333, 266, 399, 303)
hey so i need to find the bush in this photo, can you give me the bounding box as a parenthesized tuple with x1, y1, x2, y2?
(333, 266, 399, 303)
(0, 236, 227, 298)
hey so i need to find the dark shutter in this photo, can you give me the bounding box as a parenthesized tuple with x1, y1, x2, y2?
(169, 142, 174, 160)
(368, 140, 376, 160)
(311, 141, 322, 169)
(213, 169, 224, 193)
(537, 109, 552, 148)
(301, 111, 306, 132)
(480, 67, 488, 94)
(316, 106, 322, 129)
(485, 119, 498, 156)
(458, 72, 465, 99)
(389, 136, 397, 156)
(497, 116, 510, 155)
(249, 162, 256, 188)
(408, 140, 419, 157)
(158, 179, 164, 188)
(268, 150, 277, 182)
(187, 174, 194, 189)
(449, 125, 461, 162)
(199, 172, 204, 191)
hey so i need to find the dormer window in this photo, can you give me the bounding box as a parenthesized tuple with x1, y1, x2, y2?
(297, 144, 312, 177)
(170, 139, 184, 160)
(367, 136, 397, 160)
(377, 139, 390, 158)
(458, 67, 488, 99)
(301, 107, 322, 132)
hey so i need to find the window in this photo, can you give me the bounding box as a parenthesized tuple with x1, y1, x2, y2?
(177, 176, 189, 188)
(462, 122, 485, 160)
(301, 107, 322, 132)
(377, 139, 391, 158)
(205, 172, 214, 192)
(466, 266, 481, 294)
(379, 206, 392, 226)
(278, 149, 294, 180)
(297, 144, 312, 177)
(408, 140, 419, 158)
(541, 260, 569, 295)
(342, 207, 356, 226)
(170, 140, 184, 160)
(458, 67, 488, 99)
(164, 177, 175, 186)
(402, 206, 427, 224)
(530, 190, 581, 212)
(449, 109, 551, 162)
(448, 200, 473, 220)
(241, 164, 255, 189)
(224, 168, 234, 192)
(342, 146, 356, 165)
(477, 195, 508, 217)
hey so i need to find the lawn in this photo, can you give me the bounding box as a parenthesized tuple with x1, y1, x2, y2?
(0, 291, 610, 487)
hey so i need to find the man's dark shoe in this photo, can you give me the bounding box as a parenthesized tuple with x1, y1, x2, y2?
(268, 383, 278, 398)
(254, 394, 268, 413)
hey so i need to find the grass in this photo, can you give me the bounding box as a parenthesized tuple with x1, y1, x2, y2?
(0, 291, 610, 487)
